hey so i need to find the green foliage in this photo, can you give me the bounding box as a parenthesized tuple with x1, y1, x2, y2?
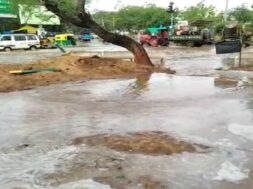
(179, 2, 217, 21)
(57, 0, 76, 15)
(214, 23, 225, 34)
(11, 0, 40, 12)
(243, 23, 253, 33)
(7, 0, 253, 34)
(12, 0, 76, 15)
(93, 5, 170, 32)
(229, 5, 253, 23)
(92, 3, 221, 32)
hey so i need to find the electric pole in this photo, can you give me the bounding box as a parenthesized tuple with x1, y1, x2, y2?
(224, 0, 229, 22)
(168, 2, 175, 29)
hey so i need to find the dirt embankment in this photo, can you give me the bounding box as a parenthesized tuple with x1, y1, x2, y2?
(0, 55, 174, 93)
(231, 66, 253, 71)
(0, 56, 138, 92)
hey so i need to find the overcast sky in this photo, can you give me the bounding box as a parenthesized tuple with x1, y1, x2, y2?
(89, 0, 253, 12)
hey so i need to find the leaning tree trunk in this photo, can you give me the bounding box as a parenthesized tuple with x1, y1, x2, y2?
(43, 0, 154, 67)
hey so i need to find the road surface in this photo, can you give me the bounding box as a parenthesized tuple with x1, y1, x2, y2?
(0, 43, 253, 189)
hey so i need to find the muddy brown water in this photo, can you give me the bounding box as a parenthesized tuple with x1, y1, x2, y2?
(1, 71, 253, 188)
(0, 45, 253, 189)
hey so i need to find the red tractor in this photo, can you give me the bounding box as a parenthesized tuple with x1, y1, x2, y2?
(139, 26, 169, 47)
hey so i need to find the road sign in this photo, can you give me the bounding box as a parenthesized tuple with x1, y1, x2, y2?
(0, 0, 17, 18)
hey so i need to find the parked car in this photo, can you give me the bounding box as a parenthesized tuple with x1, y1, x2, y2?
(0, 34, 40, 51)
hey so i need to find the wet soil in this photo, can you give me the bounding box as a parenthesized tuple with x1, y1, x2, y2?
(214, 78, 238, 88)
(0, 55, 175, 93)
(95, 175, 167, 189)
(0, 56, 137, 92)
(230, 65, 253, 71)
(72, 131, 209, 156)
(43, 151, 168, 189)
(42, 131, 208, 188)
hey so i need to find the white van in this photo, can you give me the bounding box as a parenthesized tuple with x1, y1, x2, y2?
(0, 34, 40, 51)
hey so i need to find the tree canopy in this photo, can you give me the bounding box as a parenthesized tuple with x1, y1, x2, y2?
(229, 5, 253, 23)
(92, 2, 221, 32)
(92, 4, 169, 32)
(179, 2, 217, 22)
(9, 1, 253, 32)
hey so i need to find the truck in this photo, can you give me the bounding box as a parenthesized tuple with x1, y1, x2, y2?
(139, 26, 169, 47)
(139, 21, 213, 47)
(169, 20, 213, 47)
(220, 21, 253, 48)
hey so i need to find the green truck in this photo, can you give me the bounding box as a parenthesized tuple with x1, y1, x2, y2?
(169, 20, 213, 47)
(169, 35, 204, 47)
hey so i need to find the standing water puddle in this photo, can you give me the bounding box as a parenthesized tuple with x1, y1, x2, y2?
(0, 74, 253, 189)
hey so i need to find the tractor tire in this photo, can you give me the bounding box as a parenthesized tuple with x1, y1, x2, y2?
(186, 41, 195, 47)
(142, 42, 150, 47)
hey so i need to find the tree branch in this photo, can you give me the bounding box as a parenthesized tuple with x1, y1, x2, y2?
(43, 0, 153, 67)
(43, 0, 87, 27)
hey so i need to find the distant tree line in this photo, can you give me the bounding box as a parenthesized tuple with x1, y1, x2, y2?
(1, 2, 253, 33)
(92, 3, 253, 33)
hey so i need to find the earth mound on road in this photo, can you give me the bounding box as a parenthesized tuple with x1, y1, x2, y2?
(0, 55, 139, 92)
(72, 131, 209, 156)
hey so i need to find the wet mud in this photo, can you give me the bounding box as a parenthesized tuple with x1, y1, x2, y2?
(214, 78, 238, 88)
(0, 55, 175, 93)
(72, 131, 209, 156)
(44, 153, 167, 189)
(0, 56, 139, 92)
(42, 131, 209, 189)
(95, 175, 167, 189)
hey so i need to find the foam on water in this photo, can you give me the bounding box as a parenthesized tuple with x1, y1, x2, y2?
(0, 146, 80, 188)
(213, 161, 249, 183)
(228, 123, 253, 141)
(56, 179, 111, 189)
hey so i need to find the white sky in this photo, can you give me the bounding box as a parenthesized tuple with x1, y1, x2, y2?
(89, 0, 253, 12)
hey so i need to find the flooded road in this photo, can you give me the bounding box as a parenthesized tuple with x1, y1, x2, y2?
(0, 43, 240, 77)
(0, 74, 253, 188)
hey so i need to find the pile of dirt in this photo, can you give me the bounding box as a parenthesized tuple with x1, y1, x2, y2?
(72, 131, 209, 156)
(95, 175, 167, 189)
(214, 77, 238, 88)
(0, 55, 139, 92)
(231, 66, 253, 71)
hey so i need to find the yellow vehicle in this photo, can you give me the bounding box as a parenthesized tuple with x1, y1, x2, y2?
(40, 37, 56, 48)
(55, 34, 76, 46)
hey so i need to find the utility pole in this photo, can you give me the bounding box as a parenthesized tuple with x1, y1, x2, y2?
(171, 13, 174, 29)
(168, 2, 175, 29)
(224, 0, 229, 22)
(112, 16, 115, 32)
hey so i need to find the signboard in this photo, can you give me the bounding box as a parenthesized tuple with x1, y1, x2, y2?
(19, 4, 60, 25)
(215, 40, 242, 54)
(0, 0, 17, 18)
